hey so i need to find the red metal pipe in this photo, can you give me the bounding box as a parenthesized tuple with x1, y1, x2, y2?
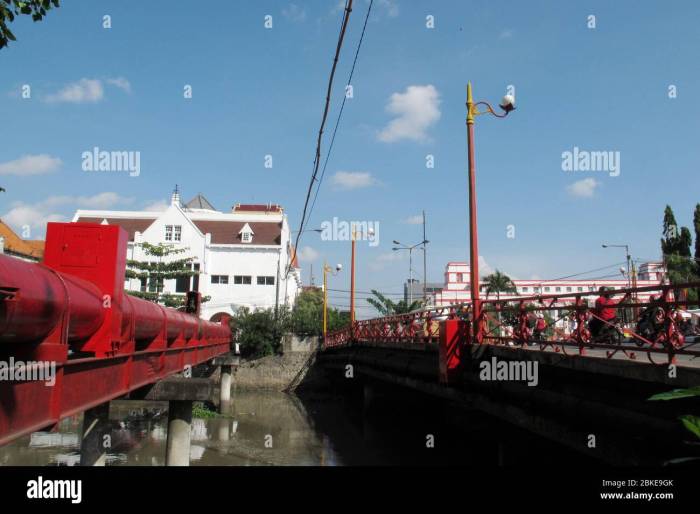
(0, 254, 104, 344)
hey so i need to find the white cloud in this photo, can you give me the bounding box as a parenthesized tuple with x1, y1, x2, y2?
(566, 178, 599, 198)
(106, 77, 131, 93)
(143, 199, 169, 212)
(297, 246, 319, 262)
(1, 192, 133, 235)
(378, 85, 441, 143)
(404, 214, 423, 225)
(499, 29, 513, 39)
(282, 3, 307, 22)
(0, 154, 62, 176)
(331, 171, 378, 190)
(44, 78, 104, 104)
(369, 251, 404, 272)
(479, 255, 494, 277)
(376, 0, 399, 18)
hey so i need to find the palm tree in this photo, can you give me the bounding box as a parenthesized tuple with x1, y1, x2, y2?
(482, 270, 518, 300)
(482, 270, 518, 338)
(366, 289, 423, 316)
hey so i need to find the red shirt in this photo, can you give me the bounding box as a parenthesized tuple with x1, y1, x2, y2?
(595, 296, 618, 321)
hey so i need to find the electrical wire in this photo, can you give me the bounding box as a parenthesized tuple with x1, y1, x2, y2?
(288, 0, 354, 276)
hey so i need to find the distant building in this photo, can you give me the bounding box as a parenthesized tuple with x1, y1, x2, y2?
(432, 262, 664, 307)
(403, 279, 443, 303)
(430, 261, 665, 333)
(72, 189, 302, 320)
(0, 220, 45, 262)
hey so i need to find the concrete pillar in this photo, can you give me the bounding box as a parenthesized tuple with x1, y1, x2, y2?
(80, 402, 110, 466)
(220, 364, 233, 412)
(165, 400, 192, 466)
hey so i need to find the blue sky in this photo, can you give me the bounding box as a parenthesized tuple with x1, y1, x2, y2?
(1, 1, 699, 315)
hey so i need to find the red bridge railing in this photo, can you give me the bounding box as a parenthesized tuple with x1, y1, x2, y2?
(323, 281, 700, 366)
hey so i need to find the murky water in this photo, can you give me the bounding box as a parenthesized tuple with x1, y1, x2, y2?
(0, 388, 588, 466)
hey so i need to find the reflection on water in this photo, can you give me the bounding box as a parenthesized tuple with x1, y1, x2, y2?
(0, 388, 589, 466)
(0, 391, 341, 466)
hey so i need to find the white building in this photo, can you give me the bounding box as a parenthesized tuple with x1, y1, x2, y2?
(72, 189, 302, 320)
(432, 262, 664, 307)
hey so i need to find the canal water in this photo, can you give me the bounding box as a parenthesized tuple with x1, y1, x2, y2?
(0, 388, 590, 466)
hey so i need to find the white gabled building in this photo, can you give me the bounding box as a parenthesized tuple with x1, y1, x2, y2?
(72, 189, 302, 320)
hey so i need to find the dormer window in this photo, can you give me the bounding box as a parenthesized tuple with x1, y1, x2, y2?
(239, 223, 254, 244)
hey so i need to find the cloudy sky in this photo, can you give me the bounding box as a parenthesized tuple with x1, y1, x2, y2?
(1, 0, 699, 315)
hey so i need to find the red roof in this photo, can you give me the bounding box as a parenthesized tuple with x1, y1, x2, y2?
(74, 217, 155, 241)
(232, 203, 283, 214)
(74, 217, 282, 245)
(192, 220, 281, 245)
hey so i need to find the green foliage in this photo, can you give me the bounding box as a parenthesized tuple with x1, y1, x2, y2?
(125, 242, 199, 308)
(660, 205, 700, 306)
(648, 386, 700, 401)
(366, 289, 423, 316)
(192, 402, 219, 419)
(287, 288, 349, 337)
(231, 307, 284, 358)
(482, 270, 518, 300)
(0, 0, 60, 49)
(648, 387, 700, 441)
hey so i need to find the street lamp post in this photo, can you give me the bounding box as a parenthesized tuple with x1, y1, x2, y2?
(323, 261, 342, 339)
(602, 243, 632, 289)
(350, 226, 374, 324)
(393, 239, 429, 304)
(466, 82, 515, 344)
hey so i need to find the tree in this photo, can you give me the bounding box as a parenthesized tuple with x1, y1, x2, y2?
(125, 242, 200, 308)
(366, 289, 423, 316)
(287, 288, 349, 336)
(0, 0, 60, 49)
(482, 270, 518, 301)
(660, 206, 699, 306)
(231, 307, 283, 358)
(694, 203, 700, 269)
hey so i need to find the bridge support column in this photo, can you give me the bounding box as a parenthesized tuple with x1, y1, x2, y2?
(165, 400, 193, 466)
(79, 402, 110, 466)
(212, 354, 239, 413)
(131, 376, 215, 466)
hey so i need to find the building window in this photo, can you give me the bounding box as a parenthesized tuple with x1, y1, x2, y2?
(577, 287, 583, 292)
(211, 275, 229, 284)
(566, 287, 572, 292)
(522, 287, 529, 292)
(165, 225, 173, 241)
(544, 287, 550, 292)
(234, 275, 252, 285)
(174, 225, 182, 241)
(257, 276, 275, 285)
(555, 287, 561, 292)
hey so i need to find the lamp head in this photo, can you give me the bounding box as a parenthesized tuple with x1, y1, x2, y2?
(335, 264, 343, 272)
(499, 94, 515, 113)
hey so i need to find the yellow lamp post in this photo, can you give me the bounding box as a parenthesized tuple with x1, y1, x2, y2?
(323, 261, 343, 339)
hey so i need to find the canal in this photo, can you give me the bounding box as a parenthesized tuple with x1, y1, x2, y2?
(0, 387, 592, 466)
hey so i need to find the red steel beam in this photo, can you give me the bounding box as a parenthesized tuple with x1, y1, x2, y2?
(0, 222, 231, 446)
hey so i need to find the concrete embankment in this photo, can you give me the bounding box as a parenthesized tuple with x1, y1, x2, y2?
(233, 335, 326, 391)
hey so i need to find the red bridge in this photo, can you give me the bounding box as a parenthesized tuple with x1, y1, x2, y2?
(318, 283, 700, 464)
(0, 222, 232, 453)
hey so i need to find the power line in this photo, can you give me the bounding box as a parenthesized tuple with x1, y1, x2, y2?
(288, 0, 354, 276)
(308, 0, 374, 224)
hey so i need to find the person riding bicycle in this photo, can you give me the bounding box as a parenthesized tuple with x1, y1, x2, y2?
(590, 287, 629, 338)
